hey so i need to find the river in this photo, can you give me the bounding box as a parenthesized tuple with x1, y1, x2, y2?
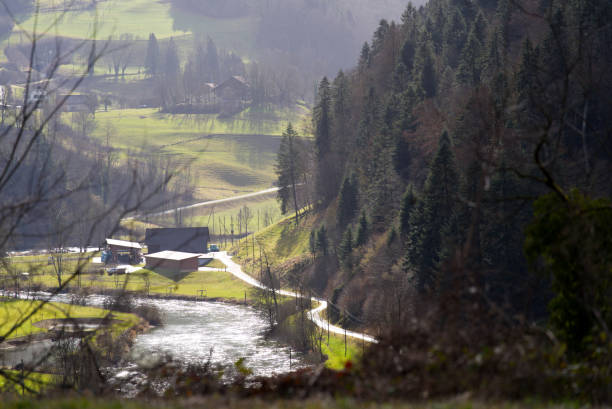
(2, 293, 305, 378)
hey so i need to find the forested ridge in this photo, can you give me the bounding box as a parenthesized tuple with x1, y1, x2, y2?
(274, 0, 612, 399)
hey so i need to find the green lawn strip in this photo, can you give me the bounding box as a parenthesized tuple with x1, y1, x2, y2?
(204, 259, 227, 269)
(0, 299, 137, 340)
(146, 268, 252, 300)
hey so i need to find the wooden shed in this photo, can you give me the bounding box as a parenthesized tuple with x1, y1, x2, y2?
(144, 251, 200, 273)
(104, 238, 142, 264)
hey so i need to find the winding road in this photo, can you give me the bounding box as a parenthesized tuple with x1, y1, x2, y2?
(124, 187, 280, 221)
(215, 252, 378, 344)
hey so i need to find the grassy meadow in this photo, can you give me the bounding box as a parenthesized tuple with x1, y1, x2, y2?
(0, 299, 138, 340)
(88, 107, 302, 200)
(9, 0, 260, 53)
(1, 253, 251, 302)
(232, 211, 313, 266)
(13, 0, 184, 40)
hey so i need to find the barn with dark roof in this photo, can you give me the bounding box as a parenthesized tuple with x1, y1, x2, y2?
(145, 227, 210, 254)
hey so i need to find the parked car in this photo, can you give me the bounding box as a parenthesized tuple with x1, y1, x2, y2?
(106, 267, 126, 275)
(208, 244, 219, 252)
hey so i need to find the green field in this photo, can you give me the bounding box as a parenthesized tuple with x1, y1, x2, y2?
(2, 253, 251, 301)
(0, 299, 137, 340)
(88, 108, 302, 200)
(14, 0, 185, 40)
(132, 268, 252, 300)
(6, 0, 260, 58)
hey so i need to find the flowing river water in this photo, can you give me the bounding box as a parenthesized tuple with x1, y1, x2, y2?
(2, 293, 305, 377)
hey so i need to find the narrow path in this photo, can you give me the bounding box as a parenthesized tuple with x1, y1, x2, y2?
(125, 187, 280, 221)
(216, 252, 377, 344)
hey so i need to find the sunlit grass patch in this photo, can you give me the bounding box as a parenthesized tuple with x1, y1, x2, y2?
(14, 0, 186, 40)
(232, 210, 313, 266)
(0, 370, 56, 395)
(106, 268, 252, 301)
(321, 333, 362, 370)
(88, 108, 289, 200)
(0, 299, 137, 340)
(204, 259, 227, 269)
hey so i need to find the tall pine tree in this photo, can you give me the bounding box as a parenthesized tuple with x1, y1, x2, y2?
(405, 130, 460, 292)
(276, 123, 304, 224)
(144, 33, 160, 77)
(313, 77, 333, 204)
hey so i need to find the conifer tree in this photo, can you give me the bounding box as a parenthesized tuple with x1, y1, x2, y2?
(483, 29, 504, 77)
(405, 130, 460, 292)
(415, 40, 437, 98)
(337, 176, 358, 228)
(164, 38, 180, 81)
(338, 228, 354, 269)
(401, 3, 418, 38)
(443, 8, 467, 68)
(400, 40, 416, 74)
(144, 33, 160, 77)
(472, 11, 488, 44)
(331, 71, 351, 173)
(309, 229, 317, 258)
(276, 123, 304, 224)
(355, 211, 369, 247)
(399, 185, 417, 239)
(204, 37, 221, 83)
(358, 42, 371, 72)
(393, 62, 410, 93)
(371, 19, 390, 55)
(457, 29, 484, 85)
(316, 225, 329, 256)
(314, 77, 332, 203)
(451, 0, 477, 21)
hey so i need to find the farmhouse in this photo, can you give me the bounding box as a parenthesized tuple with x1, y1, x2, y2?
(215, 76, 249, 114)
(215, 76, 249, 100)
(145, 227, 210, 254)
(144, 251, 200, 273)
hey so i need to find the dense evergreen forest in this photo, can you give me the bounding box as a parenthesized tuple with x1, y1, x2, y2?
(276, 0, 612, 397)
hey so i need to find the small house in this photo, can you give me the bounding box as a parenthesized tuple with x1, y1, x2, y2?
(215, 76, 249, 100)
(103, 238, 142, 264)
(215, 76, 249, 113)
(144, 251, 200, 273)
(145, 227, 210, 254)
